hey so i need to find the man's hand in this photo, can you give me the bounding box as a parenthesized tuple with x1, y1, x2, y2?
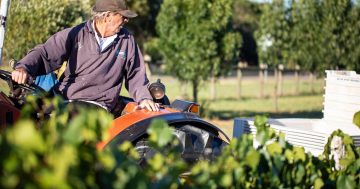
(137, 99, 160, 112)
(11, 67, 29, 84)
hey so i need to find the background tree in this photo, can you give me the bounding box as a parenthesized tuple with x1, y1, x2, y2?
(319, 0, 360, 72)
(287, 0, 360, 92)
(89, 0, 164, 51)
(233, 0, 262, 65)
(231, 0, 261, 100)
(343, 1, 360, 72)
(288, 0, 322, 93)
(155, 0, 242, 102)
(126, 0, 163, 49)
(290, 0, 360, 73)
(4, 0, 88, 61)
(255, 0, 290, 111)
(4, 0, 163, 62)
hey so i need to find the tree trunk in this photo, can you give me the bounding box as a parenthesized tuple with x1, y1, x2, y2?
(274, 68, 279, 112)
(294, 70, 299, 95)
(259, 68, 264, 98)
(278, 70, 283, 96)
(237, 67, 242, 99)
(278, 64, 284, 96)
(210, 75, 216, 100)
(237, 61, 248, 100)
(192, 80, 198, 103)
(310, 72, 315, 94)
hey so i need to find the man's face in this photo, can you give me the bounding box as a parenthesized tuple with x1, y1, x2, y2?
(106, 12, 128, 36)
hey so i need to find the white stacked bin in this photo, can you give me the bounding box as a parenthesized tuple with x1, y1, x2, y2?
(233, 70, 360, 156)
(234, 118, 326, 156)
(323, 70, 360, 125)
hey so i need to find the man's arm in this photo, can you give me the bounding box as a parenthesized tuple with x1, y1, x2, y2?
(125, 39, 159, 111)
(12, 26, 76, 83)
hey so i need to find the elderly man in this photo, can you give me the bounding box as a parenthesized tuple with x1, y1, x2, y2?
(11, 0, 159, 112)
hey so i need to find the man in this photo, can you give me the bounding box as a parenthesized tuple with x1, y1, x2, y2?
(11, 0, 159, 112)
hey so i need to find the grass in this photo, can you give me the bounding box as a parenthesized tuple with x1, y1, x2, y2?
(148, 75, 324, 116)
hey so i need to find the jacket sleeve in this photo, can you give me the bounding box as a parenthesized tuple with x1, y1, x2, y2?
(15, 27, 74, 77)
(124, 37, 152, 103)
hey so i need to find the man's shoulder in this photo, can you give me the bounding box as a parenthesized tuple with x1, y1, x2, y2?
(57, 22, 86, 42)
(119, 27, 134, 39)
(57, 22, 87, 36)
(70, 21, 88, 33)
(73, 22, 87, 30)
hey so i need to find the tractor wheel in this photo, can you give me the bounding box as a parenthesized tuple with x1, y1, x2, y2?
(134, 124, 228, 166)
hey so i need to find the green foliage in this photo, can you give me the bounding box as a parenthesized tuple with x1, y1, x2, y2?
(0, 96, 188, 189)
(147, 119, 174, 148)
(232, 0, 262, 65)
(353, 111, 360, 128)
(318, 0, 360, 71)
(0, 96, 116, 188)
(256, 0, 360, 73)
(187, 116, 360, 188)
(125, 0, 163, 49)
(1, 96, 360, 188)
(4, 0, 88, 60)
(155, 0, 242, 102)
(288, 0, 322, 72)
(256, 0, 290, 67)
(143, 38, 163, 63)
(232, 0, 261, 32)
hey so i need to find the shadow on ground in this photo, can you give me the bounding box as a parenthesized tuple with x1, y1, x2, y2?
(209, 110, 323, 120)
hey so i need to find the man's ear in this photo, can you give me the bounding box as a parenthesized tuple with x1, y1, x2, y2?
(105, 12, 112, 22)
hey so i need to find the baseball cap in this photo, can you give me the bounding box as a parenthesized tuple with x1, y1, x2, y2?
(93, 0, 137, 18)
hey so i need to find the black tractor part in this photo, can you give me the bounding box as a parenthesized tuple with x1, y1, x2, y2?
(105, 111, 229, 166)
(134, 123, 228, 166)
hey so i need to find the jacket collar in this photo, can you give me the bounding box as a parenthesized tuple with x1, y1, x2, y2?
(85, 20, 129, 39)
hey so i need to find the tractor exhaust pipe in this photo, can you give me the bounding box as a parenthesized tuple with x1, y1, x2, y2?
(0, 0, 10, 65)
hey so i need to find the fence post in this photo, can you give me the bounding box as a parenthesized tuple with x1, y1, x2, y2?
(294, 64, 300, 95)
(210, 71, 216, 100)
(310, 72, 315, 94)
(259, 63, 267, 98)
(274, 67, 279, 112)
(278, 64, 284, 96)
(237, 61, 247, 100)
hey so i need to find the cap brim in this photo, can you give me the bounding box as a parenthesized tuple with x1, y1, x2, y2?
(119, 10, 137, 18)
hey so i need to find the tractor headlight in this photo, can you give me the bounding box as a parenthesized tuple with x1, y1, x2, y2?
(149, 79, 165, 100)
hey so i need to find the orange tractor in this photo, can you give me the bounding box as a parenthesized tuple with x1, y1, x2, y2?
(0, 69, 229, 163)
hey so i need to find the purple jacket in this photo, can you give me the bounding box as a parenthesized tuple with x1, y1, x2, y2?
(16, 20, 152, 111)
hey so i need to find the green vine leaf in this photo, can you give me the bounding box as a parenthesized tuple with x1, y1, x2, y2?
(337, 175, 356, 189)
(353, 111, 360, 128)
(245, 149, 260, 170)
(267, 142, 282, 155)
(147, 119, 173, 148)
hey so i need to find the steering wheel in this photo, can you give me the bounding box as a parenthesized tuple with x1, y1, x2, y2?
(0, 69, 45, 105)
